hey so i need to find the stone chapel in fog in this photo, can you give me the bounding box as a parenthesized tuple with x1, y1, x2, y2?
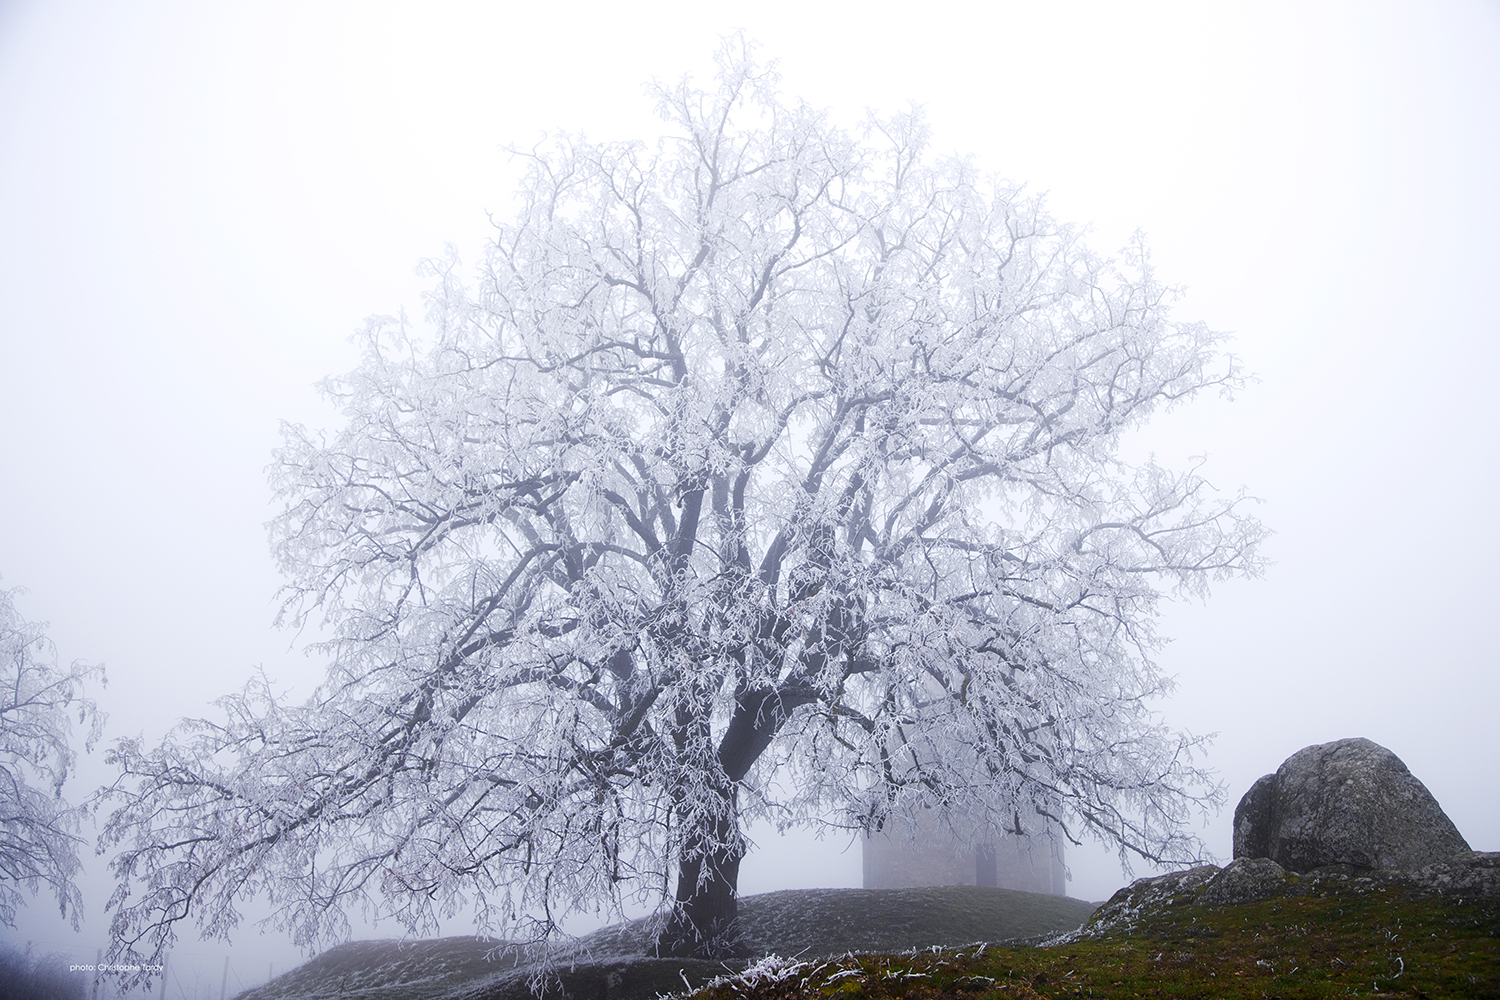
(862, 808, 1067, 895)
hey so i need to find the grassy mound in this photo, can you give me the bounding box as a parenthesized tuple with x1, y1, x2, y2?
(234, 935, 522, 1000)
(578, 887, 1100, 961)
(234, 886, 1097, 1000)
(234, 881, 1500, 1000)
(690, 886, 1500, 999)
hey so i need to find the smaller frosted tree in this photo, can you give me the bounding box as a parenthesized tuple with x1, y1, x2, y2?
(0, 585, 104, 929)
(100, 42, 1265, 976)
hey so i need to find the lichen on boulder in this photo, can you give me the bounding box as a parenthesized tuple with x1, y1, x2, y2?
(1195, 856, 1301, 906)
(1071, 738, 1490, 942)
(1232, 737, 1469, 873)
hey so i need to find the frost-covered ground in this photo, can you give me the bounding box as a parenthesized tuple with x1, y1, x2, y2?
(231, 886, 1098, 1000)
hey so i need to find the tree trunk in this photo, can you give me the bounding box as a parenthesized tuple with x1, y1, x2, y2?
(655, 787, 746, 958)
(655, 686, 807, 957)
(655, 836, 744, 958)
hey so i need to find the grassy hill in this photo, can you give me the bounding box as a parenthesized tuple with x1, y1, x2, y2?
(691, 883, 1500, 999)
(576, 887, 1100, 960)
(234, 886, 1097, 1000)
(234, 879, 1500, 1000)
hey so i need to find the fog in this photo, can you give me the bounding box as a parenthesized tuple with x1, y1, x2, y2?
(1, 0, 1497, 993)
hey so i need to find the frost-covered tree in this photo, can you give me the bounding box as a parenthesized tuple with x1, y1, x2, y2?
(100, 45, 1265, 971)
(0, 585, 104, 929)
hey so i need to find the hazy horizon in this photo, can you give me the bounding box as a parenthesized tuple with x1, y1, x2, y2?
(2, 2, 1496, 993)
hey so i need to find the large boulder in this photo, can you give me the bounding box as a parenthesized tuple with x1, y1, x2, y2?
(1232, 737, 1470, 873)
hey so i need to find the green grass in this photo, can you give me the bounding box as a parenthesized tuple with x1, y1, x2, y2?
(689, 888, 1500, 1000)
(235, 883, 1499, 1000)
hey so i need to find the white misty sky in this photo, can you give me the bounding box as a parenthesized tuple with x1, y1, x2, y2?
(1, 0, 1497, 989)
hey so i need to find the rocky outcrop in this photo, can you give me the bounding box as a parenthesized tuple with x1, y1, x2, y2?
(1068, 865, 1220, 939)
(1073, 851, 1500, 940)
(1232, 737, 1469, 873)
(1070, 740, 1488, 942)
(1409, 849, 1500, 900)
(1195, 856, 1299, 906)
(1232, 773, 1276, 861)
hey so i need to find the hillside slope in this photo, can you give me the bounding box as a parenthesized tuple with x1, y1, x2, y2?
(234, 886, 1098, 1000)
(689, 877, 1500, 998)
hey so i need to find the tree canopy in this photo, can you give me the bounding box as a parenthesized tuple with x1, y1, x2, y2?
(101, 44, 1265, 972)
(0, 585, 103, 930)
